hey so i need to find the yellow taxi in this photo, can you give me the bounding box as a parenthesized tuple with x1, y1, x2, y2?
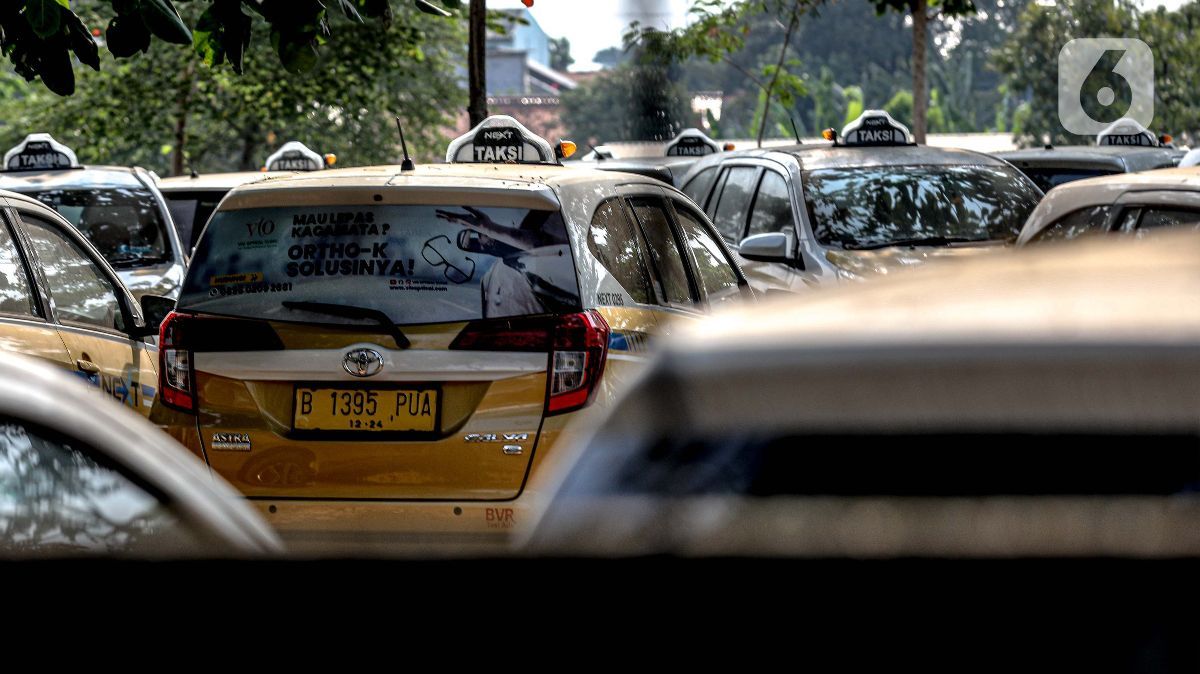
(0, 189, 159, 416)
(146, 116, 753, 550)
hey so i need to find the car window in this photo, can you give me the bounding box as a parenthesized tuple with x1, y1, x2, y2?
(628, 197, 695, 307)
(746, 170, 794, 239)
(164, 191, 224, 252)
(1032, 206, 1113, 243)
(0, 419, 200, 558)
(711, 167, 760, 242)
(0, 218, 39, 318)
(180, 205, 580, 324)
(1020, 168, 1119, 193)
(588, 199, 654, 305)
(682, 167, 719, 211)
(1135, 208, 1200, 231)
(672, 201, 742, 307)
(20, 215, 124, 332)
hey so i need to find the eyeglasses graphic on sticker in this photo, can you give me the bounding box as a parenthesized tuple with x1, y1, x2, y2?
(422, 235, 476, 284)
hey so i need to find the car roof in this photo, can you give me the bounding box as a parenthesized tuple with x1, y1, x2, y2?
(0, 165, 148, 189)
(0, 352, 282, 555)
(996, 145, 1181, 172)
(698, 142, 1011, 172)
(156, 171, 294, 192)
(218, 163, 664, 211)
(678, 231, 1200, 352)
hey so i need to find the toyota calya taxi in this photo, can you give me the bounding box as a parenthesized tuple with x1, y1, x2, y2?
(146, 116, 752, 550)
(0, 134, 188, 299)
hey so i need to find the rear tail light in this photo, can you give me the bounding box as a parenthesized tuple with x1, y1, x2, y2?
(450, 311, 610, 416)
(547, 311, 609, 415)
(159, 311, 196, 413)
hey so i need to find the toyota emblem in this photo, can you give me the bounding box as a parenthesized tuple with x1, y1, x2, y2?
(343, 348, 384, 377)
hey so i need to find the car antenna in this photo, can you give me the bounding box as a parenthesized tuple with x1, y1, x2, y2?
(587, 144, 605, 161)
(790, 116, 802, 144)
(395, 115, 415, 172)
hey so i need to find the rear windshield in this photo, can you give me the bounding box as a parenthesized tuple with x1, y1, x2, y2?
(163, 190, 225, 253)
(1019, 167, 1119, 193)
(12, 187, 171, 268)
(803, 164, 1042, 249)
(178, 205, 580, 324)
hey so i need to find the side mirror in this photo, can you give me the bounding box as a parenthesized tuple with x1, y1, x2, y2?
(137, 294, 175, 337)
(738, 232, 794, 264)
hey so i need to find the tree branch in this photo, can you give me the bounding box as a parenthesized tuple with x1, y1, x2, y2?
(756, 1, 803, 147)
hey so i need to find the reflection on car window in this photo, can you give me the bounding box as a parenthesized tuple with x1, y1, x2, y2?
(588, 199, 653, 305)
(711, 167, 759, 242)
(672, 202, 741, 307)
(804, 165, 1041, 249)
(1033, 206, 1113, 243)
(746, 171, 793, 239)
(0, 420, 195, 557)
(21, 215, 123, 332)
(0, 221, 38, 318)
(1136, 208, 1200, 232)
(682, 167, 718, 211)
(15, 187, 169, 269)
(629, 198, 694, 306)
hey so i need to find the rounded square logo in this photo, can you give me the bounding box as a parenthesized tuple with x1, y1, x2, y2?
(1059, 38, 1154, 136)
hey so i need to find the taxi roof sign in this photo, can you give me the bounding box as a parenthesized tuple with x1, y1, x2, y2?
(664, 128, 721, 157)
(3, 133, 80, 172)
(839, 110, 914, 147)
(446, 115, 555, 164)
(1097, 117, 1159, 147)
(264, 141, 326, 172)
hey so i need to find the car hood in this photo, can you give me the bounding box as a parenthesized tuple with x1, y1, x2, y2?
(824, 243, 1006, 279)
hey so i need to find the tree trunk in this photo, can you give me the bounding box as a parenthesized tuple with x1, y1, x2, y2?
(238, 124, 261, 172)
(756, 1, 802, 148)
(171, 62, 195, 176)
(912, 0, 928, 144)
(468, 0, 488, 127)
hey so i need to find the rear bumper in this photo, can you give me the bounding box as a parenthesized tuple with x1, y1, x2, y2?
(251, 497, 536, 556)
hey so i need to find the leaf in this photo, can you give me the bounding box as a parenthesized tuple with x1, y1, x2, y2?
(24, 0, 63, 39)
(34, 39, 75, 95)
(63, 11, 100, 70)
(140, 0, 192, 45)
(107, 15, 152, 57)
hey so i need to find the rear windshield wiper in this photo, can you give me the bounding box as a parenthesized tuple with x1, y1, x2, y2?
(846, 236, 987, 250)
(107, 252, 168, 268)
(281, 300, 411, 349)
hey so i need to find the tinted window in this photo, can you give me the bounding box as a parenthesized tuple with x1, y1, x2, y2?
(682, 167, 718, 210)
(0, 220, 38, 317)
(0, 419, 198, 557)
(746, 171, 793, 239)
(629, 198, 694, 306)
(588, 199, 653, 305)
(804, 165, 1042, 249)
(1032, 206, 1113, 243)
(180, 205, 580, 324)
(164, 191, 224, 252)
(672, 202, 741, 307)
(1020, 168, 1119, 192)
(1136, 208, 1200, 231)
(711, 167, 759, 242)
(14, 187, 170, 269)
(21, 216, 123, 331)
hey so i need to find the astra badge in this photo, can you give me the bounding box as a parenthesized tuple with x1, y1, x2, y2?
(343, 348, 384, 377)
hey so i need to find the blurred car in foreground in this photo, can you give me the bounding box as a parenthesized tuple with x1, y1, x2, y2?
(524, 232, 1200, 556)
(0, 352, 282, 557)
(1017, 167, 1200, 245)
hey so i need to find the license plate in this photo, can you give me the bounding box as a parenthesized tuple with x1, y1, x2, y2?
(294, 388, 437, 432)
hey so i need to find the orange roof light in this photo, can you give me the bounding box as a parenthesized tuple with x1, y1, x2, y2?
(324, 153, 337, 167)
(1160, 134, 1174, 145)
(722, 143, 736, 151)
(557, 140, 577, 159)
(822, 128, 836, 142)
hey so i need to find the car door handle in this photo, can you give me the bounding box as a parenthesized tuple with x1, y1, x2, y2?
(76, 359, 101, 374)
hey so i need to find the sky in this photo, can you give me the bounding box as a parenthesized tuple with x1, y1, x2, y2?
(489, 0, 1193, 72)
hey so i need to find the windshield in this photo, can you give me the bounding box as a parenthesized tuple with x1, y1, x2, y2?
(1020, 168, 1119, 193)
(803, 165, 1042, 249)
(12, 187, 171, 268)
(178, 204, 580, 325)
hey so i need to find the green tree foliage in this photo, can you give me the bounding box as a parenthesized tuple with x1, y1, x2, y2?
(0, 2, 464, 174)
(0, 0, 411, 96)
(561, 61, 696, 144)
(549, 36, 573, 71)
